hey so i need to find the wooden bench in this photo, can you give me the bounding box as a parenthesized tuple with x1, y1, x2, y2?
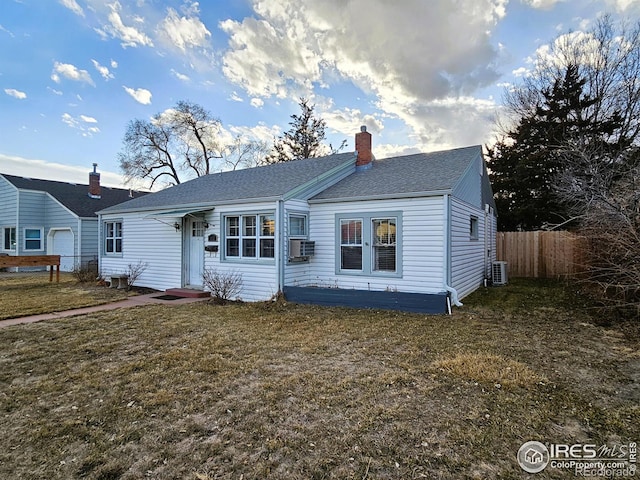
(0, 255, 61, 282)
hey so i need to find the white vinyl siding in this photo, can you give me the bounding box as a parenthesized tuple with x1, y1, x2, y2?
(206, 202, 279, 301)
(296, 197, 446, 294)
(100, 211, 183, 291)
(283, 200, 311, 286)
(450, 197, 487, 299)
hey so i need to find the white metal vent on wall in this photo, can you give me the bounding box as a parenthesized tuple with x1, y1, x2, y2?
(492, 261, 508, 286)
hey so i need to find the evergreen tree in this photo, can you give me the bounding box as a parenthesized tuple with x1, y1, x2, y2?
(265, 98, 343, 164)
(488, 65, 622, 230)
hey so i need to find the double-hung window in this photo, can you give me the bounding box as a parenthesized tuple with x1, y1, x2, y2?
(336, 212, 402, 277)
(340, 219, 363, 270)
(372, 218, 396, 272)
(225, 214, 275, 260)
(105, 221, 122, 254)
(24, 228, 43, 251)
(3, 227, 16, 251)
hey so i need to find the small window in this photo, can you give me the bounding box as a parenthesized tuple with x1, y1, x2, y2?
(3, 227, 16, 251)
(470, 216, 479, 240)
(105, 221, 122, 254)
(24, 228, 43, 251)
(289, 214, 307, 237)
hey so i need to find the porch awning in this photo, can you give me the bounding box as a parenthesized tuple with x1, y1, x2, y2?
(144, 207, 214, 219)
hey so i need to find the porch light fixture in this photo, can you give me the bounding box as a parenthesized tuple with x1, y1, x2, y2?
(173, 222, 181, 232)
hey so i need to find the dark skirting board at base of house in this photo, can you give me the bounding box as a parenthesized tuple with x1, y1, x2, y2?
(283, 286, 448, 314)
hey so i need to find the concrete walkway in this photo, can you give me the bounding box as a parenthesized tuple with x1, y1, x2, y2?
(0, 293, 210, 328)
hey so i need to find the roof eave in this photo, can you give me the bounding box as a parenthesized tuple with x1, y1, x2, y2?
(309, 189, 453, 204)
(98, 196, 283, 215)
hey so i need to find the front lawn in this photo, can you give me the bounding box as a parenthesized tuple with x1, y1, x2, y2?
(0, 280, 637, 479)
(0, 272, 131, 320)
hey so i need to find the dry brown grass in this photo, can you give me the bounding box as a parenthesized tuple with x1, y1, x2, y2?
(0, 272, 131, 319)
(431, 352, 543, 387)
(0, 279, 638, 479)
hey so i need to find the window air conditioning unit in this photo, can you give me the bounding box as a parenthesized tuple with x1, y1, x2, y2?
(289, 239, 315, 259)
(492, 261, 508, 286)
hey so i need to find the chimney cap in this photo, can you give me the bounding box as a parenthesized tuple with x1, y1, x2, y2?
(360, 125, 367, 133)
(92, 163, 98, 173)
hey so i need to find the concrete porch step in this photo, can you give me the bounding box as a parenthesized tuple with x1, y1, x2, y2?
(165, 288, 210, 298)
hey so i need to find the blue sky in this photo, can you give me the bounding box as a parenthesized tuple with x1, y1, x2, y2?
(0, 0, 637, 189)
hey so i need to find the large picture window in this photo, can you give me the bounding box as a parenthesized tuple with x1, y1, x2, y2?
(105, 221, 122, 254)
(336, 212, 402, 277)
(225, 214, 275, 260)
(24, 228, 43, 251)
(3, 227, 16, 251)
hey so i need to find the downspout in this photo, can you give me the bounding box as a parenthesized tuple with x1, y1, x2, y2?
(15, 190, 20, 257)
(277, 199, 285, 296)
(443, 194, 463, 308)
(97, 213, 102, 278)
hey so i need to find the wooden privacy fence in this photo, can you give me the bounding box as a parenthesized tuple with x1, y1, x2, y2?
(496, 231, 587, 278)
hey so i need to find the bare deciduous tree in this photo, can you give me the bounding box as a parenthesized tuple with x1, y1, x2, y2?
(119, 101, 223, 188)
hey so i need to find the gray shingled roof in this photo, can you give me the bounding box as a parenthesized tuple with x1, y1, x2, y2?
(1, 174, 148, 218)
(99, 152, 355, 214)
(311, 145, 482, 201)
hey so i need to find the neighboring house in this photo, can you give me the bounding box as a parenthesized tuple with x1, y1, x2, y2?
(98, 128, 497, 313)
(0, 165, 147, 271)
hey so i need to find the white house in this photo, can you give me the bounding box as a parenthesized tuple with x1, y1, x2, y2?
(98, 128, 497, 313)
(0, 165, 147, 271)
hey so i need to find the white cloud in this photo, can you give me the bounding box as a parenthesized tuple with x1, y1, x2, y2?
(91, 59, 115, 80)
(520, 0, 563, 9)
(101, 1, 153, 48)
(157, 6, 211, 53)
(0, 153, 129, 188)
(59, 0, 84, 17)
(61, 113, 101, 137)
(0, 24, 15, 37)
(512, 66, 529, 77)
(220, 0, 506, 150)
(4, 88, 27, 99)
(110, 59, 118, 68)
(323, 107, 384, 136)
(47, 87, 63, 96)
(171, 69, 191, 82)
(229, 91, 243, 102)
(51, 61, 95, 86)
(123, 86, 152, 104)
(250, 97, 264, 108)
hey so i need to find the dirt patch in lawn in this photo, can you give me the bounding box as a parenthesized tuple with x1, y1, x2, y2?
(0, 279, 638, 479)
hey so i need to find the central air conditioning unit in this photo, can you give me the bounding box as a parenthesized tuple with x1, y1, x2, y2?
(289, 239, 315, 259)
(492, 261, 508, 286)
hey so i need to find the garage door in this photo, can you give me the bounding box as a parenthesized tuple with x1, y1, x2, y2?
(51, 229, 75, 272)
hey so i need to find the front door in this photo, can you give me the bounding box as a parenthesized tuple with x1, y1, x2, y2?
(187, 219, 205, 286)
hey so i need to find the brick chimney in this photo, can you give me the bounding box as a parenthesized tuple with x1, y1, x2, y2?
(355, 125, 372, 170)
(88, 163, 101, 199)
